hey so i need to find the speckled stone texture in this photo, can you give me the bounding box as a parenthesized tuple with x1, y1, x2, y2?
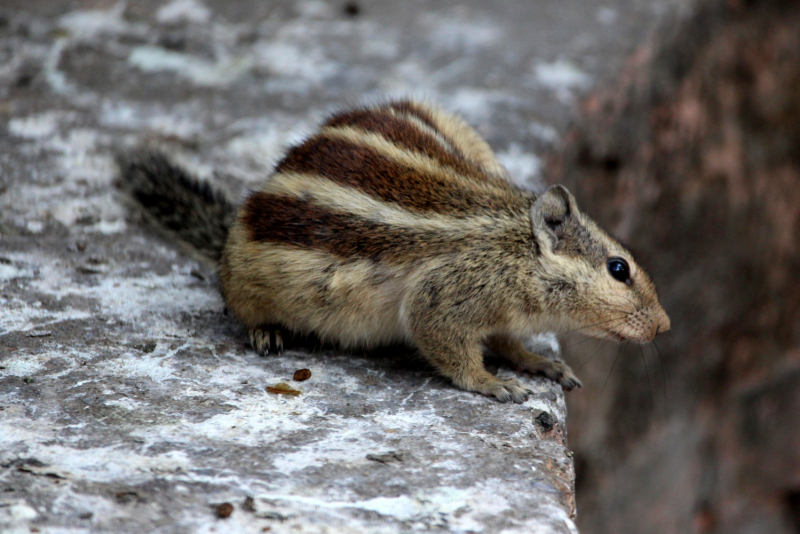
(0, 1, 677, 532)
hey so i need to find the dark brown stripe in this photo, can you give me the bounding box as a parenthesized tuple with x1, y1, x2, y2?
(387, 100, 478, 162)
(386, 101, 518, 186)
(386, 100, 443, 140)
(274, 135, 522, 216)
(324, 108, 482, 179)
(241, 192, 465, 261)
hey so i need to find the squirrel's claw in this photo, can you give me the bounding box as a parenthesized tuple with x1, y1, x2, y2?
(481, 378, 532, 404)
(249, 328, 270, 356)
(249, 326, 287, 356)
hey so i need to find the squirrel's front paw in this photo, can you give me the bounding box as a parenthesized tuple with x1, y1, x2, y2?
(517, 358, 582, 391)
(547, 360, 582, 391)
(468, 376, 533, 404)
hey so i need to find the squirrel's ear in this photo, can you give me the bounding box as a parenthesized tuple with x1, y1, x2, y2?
(531, 185, 578, 246)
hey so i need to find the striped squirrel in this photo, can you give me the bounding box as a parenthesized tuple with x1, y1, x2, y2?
(119, 99, 670, 403)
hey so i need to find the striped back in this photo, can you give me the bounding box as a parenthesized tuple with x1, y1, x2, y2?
(239, 101, 532, 262)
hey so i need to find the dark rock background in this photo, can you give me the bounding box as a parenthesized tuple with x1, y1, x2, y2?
(553, 0, 800, 532)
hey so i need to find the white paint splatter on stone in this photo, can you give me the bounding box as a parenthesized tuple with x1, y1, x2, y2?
(157, 0, 212, 25)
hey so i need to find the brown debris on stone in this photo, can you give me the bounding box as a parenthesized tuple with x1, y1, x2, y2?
(293, 369, 312, 381)
(265, 383, 301, 396)
(216, 502, 234, 518)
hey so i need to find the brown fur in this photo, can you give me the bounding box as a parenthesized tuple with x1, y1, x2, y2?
(240, 192, 484, 261)
(217, 100, 671, 403)
(323, 108, 474, 174)
(274, 134, 524, 216)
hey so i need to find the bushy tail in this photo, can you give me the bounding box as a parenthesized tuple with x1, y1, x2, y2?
(117, 152, 236, 263)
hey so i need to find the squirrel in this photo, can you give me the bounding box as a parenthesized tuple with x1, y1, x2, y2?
(119, 99, 670, 403)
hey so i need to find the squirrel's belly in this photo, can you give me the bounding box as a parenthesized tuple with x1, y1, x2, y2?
(221, 226, 410, 348)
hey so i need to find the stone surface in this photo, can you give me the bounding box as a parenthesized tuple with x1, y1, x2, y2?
(0, 1, 678, 532)
(552, 0, 800, 532)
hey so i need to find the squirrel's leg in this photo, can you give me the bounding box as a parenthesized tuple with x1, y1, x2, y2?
(485, 335, 582, 391)
(416, 333, 532, 403)
(249, 325, 285, 356)
(405, 311, 532, 403)
(404, 265, 531, 403)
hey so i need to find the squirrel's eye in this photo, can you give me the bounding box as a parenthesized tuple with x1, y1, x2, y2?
(607, 257, 631, 284)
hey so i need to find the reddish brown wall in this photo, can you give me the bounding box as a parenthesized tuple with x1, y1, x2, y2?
(552, 0, 800, 532)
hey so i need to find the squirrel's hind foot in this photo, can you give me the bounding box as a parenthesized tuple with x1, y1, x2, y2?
(249, 326, 285, 356)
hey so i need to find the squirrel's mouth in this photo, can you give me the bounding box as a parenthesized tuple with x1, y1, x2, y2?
(586, 323, 651, 344)
(607, 332, 628, 342)
(584, 327, 629, 343)
(603, 328, 656, 344)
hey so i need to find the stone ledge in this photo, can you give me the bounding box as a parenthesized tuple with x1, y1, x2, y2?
(0, 0, 678, 531)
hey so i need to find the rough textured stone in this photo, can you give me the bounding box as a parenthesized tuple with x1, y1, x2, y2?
(0, 0, 679, 532)
(553, 0, 800, 532)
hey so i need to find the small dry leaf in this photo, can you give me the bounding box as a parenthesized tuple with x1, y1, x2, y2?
(266, 382, 301, 396)
(293, 369, 312, 381)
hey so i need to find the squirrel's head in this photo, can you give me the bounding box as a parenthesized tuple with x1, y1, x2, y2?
(530, 185, 670, 343)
